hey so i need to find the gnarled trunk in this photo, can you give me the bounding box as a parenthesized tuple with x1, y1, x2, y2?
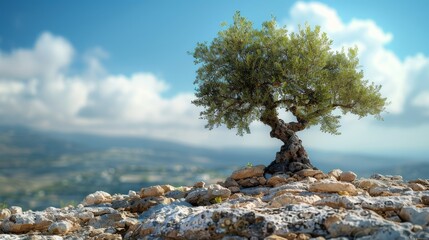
(262, 117, 316, 176)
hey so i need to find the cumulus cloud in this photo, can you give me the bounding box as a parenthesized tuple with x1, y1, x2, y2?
(0, 32, 206, 145)
(0, 32, 73, 79)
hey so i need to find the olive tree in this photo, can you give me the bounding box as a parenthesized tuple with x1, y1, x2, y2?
(192, 13, 387, 175)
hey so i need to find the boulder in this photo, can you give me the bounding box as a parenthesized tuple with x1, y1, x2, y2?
(339, 171, 357, 182)
(82, 191, 112, 206)
(309, 180, 357, 195)
(48, 220, 74, 235)
(230, 165, 265, 180)
(140, 185, 165, 198)
(295, 169, 324, 178)
(399, 206, 429, 225)
(266, 174, 294, 187)
(408, 182, 426, 191)
(0, 208, 11, 220)
(1, 211, 55, 234)
(327, 169, 343, 180)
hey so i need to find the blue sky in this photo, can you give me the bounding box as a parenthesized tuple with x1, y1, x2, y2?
(1, 1, 429, 158)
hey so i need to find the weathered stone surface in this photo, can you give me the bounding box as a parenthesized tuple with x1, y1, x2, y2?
(48, 220, 74, 234)
(327, 169, 342, 180)
(88, 213, 125, 229)
(128, 196, 172, 213)
(399, 206, 429, 225)
(361, 196, 413, 211)
(9, 206, 22, 215)
(231, 165, 265, 180)
(266, 174, 294, 187)
(1, 211, 55, 233)
(269, 193, 321, 208)
(161, 184, 176, 193)
(140, 185, 165, 198)
(165, 189, 187, 199)
(237, 177, 261, 187)
(295, 169, 323, 178)
(207, 184, 231, 199)
(224, 177, 239, 188)
(186, 184, 231, 206)
(409, 182, 426, 191)
(241, 186, 270, 196)
(339, 171, 357, 182)
(422, 195, 429, 205)
(356, 178, 384, 190)
(82, 191, 112, 206)
(0, 208, 11, 220)
(193, 181, 205, 188)
(309, 180, 357, 195)
(1, 170, 429, 239)
(368, 185, 411, 196)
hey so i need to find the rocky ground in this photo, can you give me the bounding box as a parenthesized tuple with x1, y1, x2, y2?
(0, 166, 428, 240)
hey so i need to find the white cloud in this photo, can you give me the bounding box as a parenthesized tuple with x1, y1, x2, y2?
(0, 32, 73, 79)
(0, 32, 204, 144)
(413, 92, 429, 115)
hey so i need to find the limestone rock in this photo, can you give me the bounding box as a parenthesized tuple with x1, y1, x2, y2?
(207, 184, 231, 199)
(327, 169, 342, 180)
(9, 206, 22, 215)
(88, 213, 125, 229)
(266, 174, 294, 187)
(1, 211, 55, 234)
(339, 171, 357, 182)
(186, 184, 231, 206)
(269, 193, 321, 208)
(356, 178, 387, 190)
(231, 165, 265, 180)
(0, 208, 11, 220)
(185, 188, 208, 205)
(399, 206, 429, 225)
(161, 184, 176, 193)
(309, 180, 357, 195)
(2, 171, 429, 239)
(165, 190, 187, 199)
(82, 191, 112, 206)
(422, 195, 429, 205)
(368, 185, 411, 196)
(140, 185, 165, 198)
(224, 177, 239, 188)
(193, 181, 205, 188)
(237, 177, 261, 188)
(48, 220, 74, 235)
(295, 169, 323, 178)
(409, 182, 426, 191)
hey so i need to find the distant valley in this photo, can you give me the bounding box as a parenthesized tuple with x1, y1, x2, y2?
(0, 125, 427, 210)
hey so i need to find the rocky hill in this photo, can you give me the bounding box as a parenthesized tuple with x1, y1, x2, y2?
(1, 166, 429, 240)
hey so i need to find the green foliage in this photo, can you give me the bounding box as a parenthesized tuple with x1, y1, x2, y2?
(213, 196, 223, 204)
(246, 162, 253, 168)
(0, 202, 8, 209)
(192, 12, 387, 135)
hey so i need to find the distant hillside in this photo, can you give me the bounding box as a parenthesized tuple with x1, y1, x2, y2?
(0, 125, 427, 210)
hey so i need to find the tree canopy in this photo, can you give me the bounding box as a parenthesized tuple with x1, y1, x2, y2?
(192, 12, 387, 136)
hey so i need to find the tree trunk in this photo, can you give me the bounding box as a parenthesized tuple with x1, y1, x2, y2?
(263, 118, 317, 176)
